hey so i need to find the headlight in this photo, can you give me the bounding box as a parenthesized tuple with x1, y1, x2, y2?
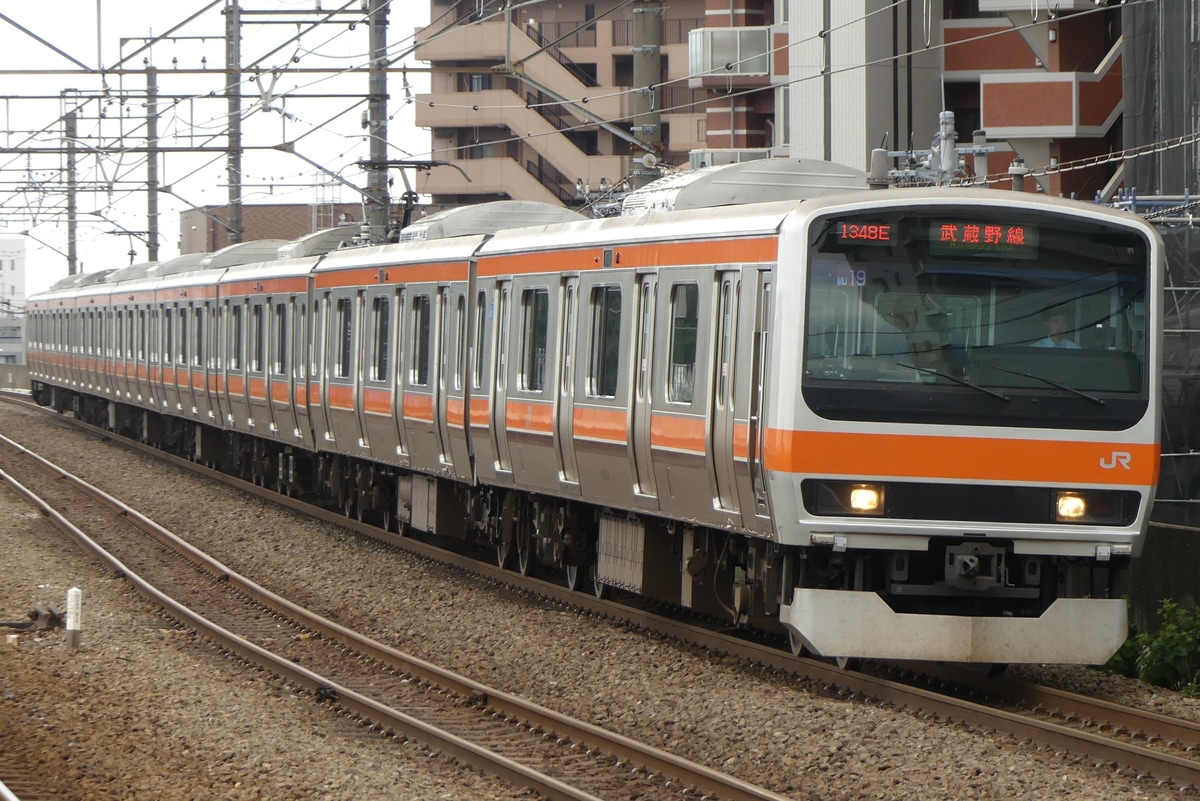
(1055, 491, 1122, 524)
(814, 482, 887, 516)
(1056, 493, 1087, 521)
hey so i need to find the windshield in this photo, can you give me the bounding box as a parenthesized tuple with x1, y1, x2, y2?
(803, 208, 1150, 430)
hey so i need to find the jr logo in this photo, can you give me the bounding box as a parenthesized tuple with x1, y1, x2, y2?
(1100, 451, 1132, 470)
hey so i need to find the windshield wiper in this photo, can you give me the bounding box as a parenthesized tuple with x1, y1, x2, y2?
(990, 365, 1106, 406)
(898, 363, 1010, 401)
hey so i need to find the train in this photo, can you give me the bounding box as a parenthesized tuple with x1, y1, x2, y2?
(26, 180, 1163, 665)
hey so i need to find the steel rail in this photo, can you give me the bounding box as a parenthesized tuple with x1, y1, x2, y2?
(0, 426, 793, 801)
(6, 394, 1200, 790)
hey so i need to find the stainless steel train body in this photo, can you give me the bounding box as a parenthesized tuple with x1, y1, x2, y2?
(27, 188, 1163, 664)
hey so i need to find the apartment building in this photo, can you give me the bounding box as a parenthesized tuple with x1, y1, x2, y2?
(414, 1, 1127, 207)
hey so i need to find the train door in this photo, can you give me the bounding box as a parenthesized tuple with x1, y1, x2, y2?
(325, 290, 368, 450)
(443, 286, 473, 482)
(554, 276, 580, 492)
(247, 300, 274, 433)
(435, 285, 455, 468)
(711, 271, 741, 518)
(490, 281, 513, 476)
(292, 297, 313, 448)
(360, 287, 398, 464)
(390, 287, 409, 464)
(269, 298, 298, 440)
(737, 269, 774, 533)
(311, 293, 335, 447)
(631, 273, 658, 507)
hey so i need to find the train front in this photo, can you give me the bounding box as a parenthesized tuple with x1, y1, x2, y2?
(769, 190, 1162, 664)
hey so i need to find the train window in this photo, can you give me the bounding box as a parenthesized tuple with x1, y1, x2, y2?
(272, 303, 287, 376)
(193, 309, 204, 368)
(138, 310, 146, 360)
(561, 285, 576, 396)
(411, 294, 431, 386)
(164, 310, 173, 364)
(668, 283, 698, 403)
(230, 304, 243, 371)
(519, 288, 549, 392)
(179, 308, 188, 365)
(296, 303, 307, 381)
(588, 286, 621, 398)
(335, 297, 353, 379)
(454, 294, 466, 391)
(250, 304, 265, 373)
(473, 291, 486, 390)
(369, 296, 390, 382)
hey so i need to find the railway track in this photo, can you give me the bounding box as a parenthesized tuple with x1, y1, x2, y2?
(0, 429, 794, 801)
(4, 393, 1200, 794)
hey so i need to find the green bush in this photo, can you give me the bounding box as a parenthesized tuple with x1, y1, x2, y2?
(1107, 599, 1200, 696)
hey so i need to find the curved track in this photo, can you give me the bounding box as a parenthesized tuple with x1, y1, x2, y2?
(5, 393, 1200, 794)
(0, 425, 792, 801)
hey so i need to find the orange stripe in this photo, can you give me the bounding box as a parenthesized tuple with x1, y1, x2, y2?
(447, 397, 465, 428)
(364, 387, 392, 415)
(270, 381, 291, 404)
(573, 406, 627, 443)
(733, 422, 751, 461)
(308, 382, 321, 405)
(469, 396, 490, 428)
(248, 377, 267, 401)
(650, 413, 706, 454)
(763, 430, 1161, 486)
(479, 237, 777, 277)
(403, 393, 434, 423)
(506, 399, 554, 434)
(295, 385, 308, 407)
(314, 261, 468, 289)
(227, 375, 245, 395)
(328, 383, 354, 410)
(222, 277, 308, 297)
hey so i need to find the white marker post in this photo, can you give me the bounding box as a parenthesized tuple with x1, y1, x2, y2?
(65, 587, 82, 650)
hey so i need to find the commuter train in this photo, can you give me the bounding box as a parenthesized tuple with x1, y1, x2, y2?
(26, 185, 1163, 665)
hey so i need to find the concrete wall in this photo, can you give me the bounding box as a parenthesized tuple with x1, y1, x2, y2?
(0, 365, 29, 391)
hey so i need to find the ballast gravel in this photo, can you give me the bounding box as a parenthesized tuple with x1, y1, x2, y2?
(1, 403, 1197, 801)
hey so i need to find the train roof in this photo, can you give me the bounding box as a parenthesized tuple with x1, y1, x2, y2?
(200, 239, 291, 269)
(620, 158, 868, 216)
(397, 201, 587, 242)
(276, 226, 359, 258)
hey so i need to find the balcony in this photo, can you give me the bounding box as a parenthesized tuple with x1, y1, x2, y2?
(979, 45, 1122, 139)
(687, 27, 771, 90)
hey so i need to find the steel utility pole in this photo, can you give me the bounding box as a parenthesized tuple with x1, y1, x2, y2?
(225, 0, 243, 246)
(365, 0, 390, 243)
(630, 0, 663, 189)
(146, 65, 160, 261)
(64, 108, 78, 275)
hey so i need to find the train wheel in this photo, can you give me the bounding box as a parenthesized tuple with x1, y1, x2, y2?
(564, 563, 582, 592)
(496, 537, 512, 569)
(591, 565, 608, 600)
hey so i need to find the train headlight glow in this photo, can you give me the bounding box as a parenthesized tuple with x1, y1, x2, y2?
(849, 485, 883, 513)
(1056, 493, 1087, 521)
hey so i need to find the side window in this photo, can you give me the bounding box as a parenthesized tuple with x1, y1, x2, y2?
(164, 309, 173, 364)
(519, 288, 549, 391)
(411, 293, 431, 386)
(472, 290, 486, 390)
(116, 311, 124, 358)
(250, 304, 264, 372)
(138, 310, 146, 360)
(179, 308, 188, 365)
(668, 283, 698, 403)
(454, 293, 466, 391)
(335, 297, 353, 379)
(588, 286, 621, 398)
(370, 296, 390, 381)
(296, 303, 307, 381)
(230, 304, 243, 370)
(194, 308, 205, 368)
(272, 302, 287, 376)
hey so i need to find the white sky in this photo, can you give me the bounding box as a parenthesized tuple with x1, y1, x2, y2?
(0, 1, 431, 294)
